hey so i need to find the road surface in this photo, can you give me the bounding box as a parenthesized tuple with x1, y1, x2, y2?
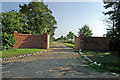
(2, 42, 119, 78)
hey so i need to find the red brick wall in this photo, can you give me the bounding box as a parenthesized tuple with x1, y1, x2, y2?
(83, 37, 110, 50)
(74, 36, 79, 50)
(74, 34, 110, 51)
(13, 31, 49, 49)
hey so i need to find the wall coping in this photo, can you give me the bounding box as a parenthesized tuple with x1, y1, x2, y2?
(17, 34, 42, 36)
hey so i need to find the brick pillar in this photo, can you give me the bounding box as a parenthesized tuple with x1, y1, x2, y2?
(13, 31, 18, 49)
(79, 34, 84, 49)
(78, 34, 82, 50)
(74, 36, 79, 50)
(42, 33, 48, 49)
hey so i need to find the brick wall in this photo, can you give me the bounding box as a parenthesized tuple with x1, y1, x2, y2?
(13, 31, 49, 49)
(74, 34, 110, 51)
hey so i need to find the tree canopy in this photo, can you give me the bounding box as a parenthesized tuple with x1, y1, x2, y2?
(55, 36, 64, 41)
(67, 31, 74, 41)
(2, 10, 27, 34)
(104, 2, 120, 39)
(2, 1, 57, 37)
(103, 1, 120, 54)
(19, 2, 57, 36)
(78, 25, 93, 37)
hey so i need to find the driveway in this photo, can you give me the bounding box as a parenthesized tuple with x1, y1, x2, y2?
(2, 42, 119, 78)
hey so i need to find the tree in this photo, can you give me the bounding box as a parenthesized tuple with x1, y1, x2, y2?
(19, 1, 57, 37)
(0, 12, 2, 50)
(52, 37, 56, 41)
(103, 2, 120, 55)
(63, 37, 67, 41)
(67, 31, 74, 42)
(1, 1, 57, 49)
(60, 36, 64, 40)
(2, 10, 27, 34)
(55, 36, 64, 41)
(78, 25, 93, 37)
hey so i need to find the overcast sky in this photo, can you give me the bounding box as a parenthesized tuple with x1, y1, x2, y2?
(2, 1, 108, 38)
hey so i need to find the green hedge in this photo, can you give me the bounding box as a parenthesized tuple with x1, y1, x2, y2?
(2, 32, 16, 50)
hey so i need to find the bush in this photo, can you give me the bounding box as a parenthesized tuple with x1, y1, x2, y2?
(2, 32, 16, 50)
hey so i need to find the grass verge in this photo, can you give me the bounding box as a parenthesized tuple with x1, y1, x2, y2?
(76, 50, 120, 74)
(59, 41, 74, 48)
(2, 49, 44, 58)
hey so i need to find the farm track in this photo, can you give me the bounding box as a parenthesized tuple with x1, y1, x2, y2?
(2, 42, 119, 78)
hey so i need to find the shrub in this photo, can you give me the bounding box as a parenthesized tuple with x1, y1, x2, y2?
(2, 32, 16, 50)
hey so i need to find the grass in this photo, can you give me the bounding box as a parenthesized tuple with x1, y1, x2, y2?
(76, 50, 120, 74)
(2, 48, 44, 58)
(59, 41, 74, 48)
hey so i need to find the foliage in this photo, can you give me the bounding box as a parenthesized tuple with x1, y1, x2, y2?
(0, 13, 2, 50)
(55, 36, 64, 41)
(63, 37, 67, 41)
(55, 31, 74, 42)
(2, 32, 16, 50)
(2, 10, 27, 34)
(67, 31, 74, 42)
(49, 35, 53, 45)
(103, 2, 120, 55)
(2, 48, 44, 58)
(19, 1, 57, 37)
(1, 10, 27, 50)
(2, 1, 57, 50)
(78, 25, 93, 37)
(52, 37, 56, 41)
(60, 36, 64, 40)
(1, 10, 25, 50)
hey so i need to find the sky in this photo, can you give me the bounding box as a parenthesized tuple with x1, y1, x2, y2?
(1, 1, 108, 38)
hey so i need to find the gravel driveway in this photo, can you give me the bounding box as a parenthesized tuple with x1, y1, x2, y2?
(2, 42, 119, 78)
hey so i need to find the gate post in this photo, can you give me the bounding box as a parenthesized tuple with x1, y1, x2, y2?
(13, 31, 18, 49)
(79, 34, 85, 49)
(43, 33, 49, 49)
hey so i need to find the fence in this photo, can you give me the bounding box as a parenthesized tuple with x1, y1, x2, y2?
(74, 34, 110, 51)
(13, 31, 49, 49)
